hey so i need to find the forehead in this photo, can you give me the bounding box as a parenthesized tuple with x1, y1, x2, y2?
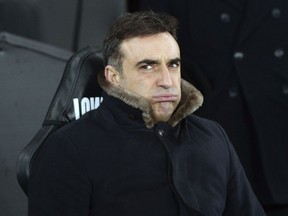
(120, 33, 180, 62)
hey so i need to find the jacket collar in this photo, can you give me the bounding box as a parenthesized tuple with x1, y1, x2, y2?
(98, 72, 203, 128)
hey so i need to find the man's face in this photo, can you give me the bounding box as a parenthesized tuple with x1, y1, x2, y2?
(116, 32, 181, 122)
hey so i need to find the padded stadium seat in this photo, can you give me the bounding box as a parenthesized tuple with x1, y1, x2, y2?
(16, 45, 104, 195)
(0, 32, 73, 215)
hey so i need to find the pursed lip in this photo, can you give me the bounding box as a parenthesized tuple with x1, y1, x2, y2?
(152, 94, 178, 102)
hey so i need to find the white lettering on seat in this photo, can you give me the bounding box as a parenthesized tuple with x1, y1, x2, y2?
(73, 97, 103, 120)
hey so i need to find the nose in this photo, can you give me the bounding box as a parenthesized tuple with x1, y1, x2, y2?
(157, 66, 173, 88)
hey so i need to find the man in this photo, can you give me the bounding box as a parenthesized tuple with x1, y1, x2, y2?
(28, 11, 266, 216)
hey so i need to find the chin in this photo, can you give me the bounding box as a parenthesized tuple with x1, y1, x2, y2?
(154, 113, 172, 123)
(152, 104, 175, 121)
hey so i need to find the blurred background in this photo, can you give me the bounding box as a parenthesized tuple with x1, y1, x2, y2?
(1, 0, 288, 215)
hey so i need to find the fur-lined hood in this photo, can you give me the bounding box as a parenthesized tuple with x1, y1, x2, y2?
(98, 72, 203, 128)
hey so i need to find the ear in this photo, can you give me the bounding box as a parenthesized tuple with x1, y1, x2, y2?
(104, 65, 120, 85)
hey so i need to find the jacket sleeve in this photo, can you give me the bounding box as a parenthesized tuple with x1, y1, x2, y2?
(218, 125, 267, 216)
(28, 130, 92, 216)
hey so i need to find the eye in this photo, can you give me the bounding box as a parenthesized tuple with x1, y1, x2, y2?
(169, 61, 180, 69)
(140, 64, 153, 70)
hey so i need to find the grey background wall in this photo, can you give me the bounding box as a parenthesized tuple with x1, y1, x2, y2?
(0, 0, 127, 51)
(0, 1, 127, 215)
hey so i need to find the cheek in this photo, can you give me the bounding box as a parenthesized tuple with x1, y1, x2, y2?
(135, 83, 151, 98)
(173, 75, 181, 90)
(125, 78, 151, 97)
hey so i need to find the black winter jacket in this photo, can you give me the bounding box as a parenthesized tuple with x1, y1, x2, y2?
(28, 77, 265, 216)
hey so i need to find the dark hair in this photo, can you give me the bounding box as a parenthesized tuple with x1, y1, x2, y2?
(103, 11, 179, 72)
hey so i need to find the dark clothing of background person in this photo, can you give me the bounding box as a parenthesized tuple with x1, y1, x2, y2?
(130, 0, 288, 213)
(28, 78, 266, 216)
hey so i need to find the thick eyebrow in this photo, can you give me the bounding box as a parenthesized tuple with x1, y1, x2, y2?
(136, 59, 160, 67)
(168, 57, 181, 65)
(135, 57, 181, 67)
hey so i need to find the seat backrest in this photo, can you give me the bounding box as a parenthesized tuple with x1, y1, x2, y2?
(16, 46, 104, 195)
(0, 32, 72, 215)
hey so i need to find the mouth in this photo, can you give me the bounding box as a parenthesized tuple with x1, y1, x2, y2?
(152, 94, 178, 102)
